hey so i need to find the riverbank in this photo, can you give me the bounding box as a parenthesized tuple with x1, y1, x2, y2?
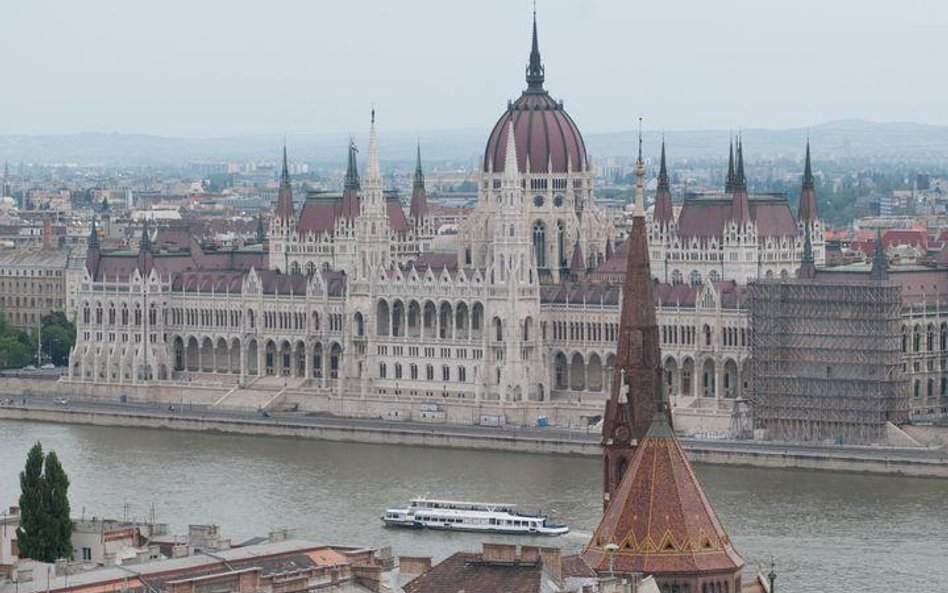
(2, 397, 946, 477)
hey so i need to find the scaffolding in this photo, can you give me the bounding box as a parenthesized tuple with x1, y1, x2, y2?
(749, 278, 909, 444)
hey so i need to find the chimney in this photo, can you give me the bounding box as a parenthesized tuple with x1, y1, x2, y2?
(42, 217, 53, 250)
(538, 547, 563, 585)
(482, 543, 517, 564)
(397, 556, 432, 576)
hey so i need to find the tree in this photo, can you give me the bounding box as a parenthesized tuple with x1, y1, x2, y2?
(16, 443, 47, 560)
(16, 443, 73, 562)
(43, 452, 73, 560)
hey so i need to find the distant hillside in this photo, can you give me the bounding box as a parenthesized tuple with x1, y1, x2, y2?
(1, 120, 947, 167)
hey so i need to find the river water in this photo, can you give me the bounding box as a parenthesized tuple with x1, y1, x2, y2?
(0, 420, 945, 592)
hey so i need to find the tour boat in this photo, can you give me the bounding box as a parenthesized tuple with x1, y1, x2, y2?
(381, 497, 569, 536)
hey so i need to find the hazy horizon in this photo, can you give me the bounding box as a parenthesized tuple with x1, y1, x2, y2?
(4, 1, 945, 137)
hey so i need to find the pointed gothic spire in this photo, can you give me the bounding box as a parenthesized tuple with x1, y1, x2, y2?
(256, 213, 266, 243)
(600, 208, 666, 507)
(569, 240, 585, 277)
(139, 219, 152, 252)
(88, 216, 100, 249)
(275, 144, 295, 222)
(654, 140, 674, 226)
(797, 140, 819, 223)
(365, 108, 381, 187)
(340, 138, 361, 220)
(725, 138, 736, 192)
(410, 141, 429, 223)
(735, 136, 746, 190)
(729, 137, 751, 224)
(503, 121, 520, 181)
(345, 138, 361, 190)
(525, 7, 545, 90)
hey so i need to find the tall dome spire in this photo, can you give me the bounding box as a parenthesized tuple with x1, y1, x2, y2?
(482, 11, 587, 174)
(525, 8, 545, 90)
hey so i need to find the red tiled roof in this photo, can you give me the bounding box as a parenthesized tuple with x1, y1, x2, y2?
(882, 229, 927, 250)
(677, 196, 798, 239)
(403, 552, 543, 593)
(582, 416, 744, 577)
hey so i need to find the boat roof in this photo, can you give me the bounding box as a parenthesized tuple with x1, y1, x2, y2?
(410, 497, 517, 507)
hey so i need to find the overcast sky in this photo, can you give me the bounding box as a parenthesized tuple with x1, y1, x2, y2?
(3, 0, 944, 137)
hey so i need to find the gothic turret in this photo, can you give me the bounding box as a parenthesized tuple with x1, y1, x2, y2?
(275, 145, 295, 223)
(569, 240, 585, 281)
(729, 138, 751, 224)
(601, 176, 666, 507)
(341, 139, 361, 220)
(797, 140, 819, 223)
(653, 141, 673, 226)
(409, 142, 429, 223)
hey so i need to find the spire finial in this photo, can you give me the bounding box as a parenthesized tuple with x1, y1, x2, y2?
(637, 117, 643, 162)
(658, 139, 669, 191)
(525, 6, 545, 90)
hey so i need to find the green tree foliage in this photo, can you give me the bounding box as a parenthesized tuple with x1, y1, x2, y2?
(0, 312, 33, 369)
(16, 443, 47, 560)
(43, 452, 73, 560)
(37, 312, 76, 367)
(15, 443, 73, 562)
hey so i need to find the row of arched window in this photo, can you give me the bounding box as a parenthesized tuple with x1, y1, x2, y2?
(902, 323, 948, 353)
(379, 362, 467, 383)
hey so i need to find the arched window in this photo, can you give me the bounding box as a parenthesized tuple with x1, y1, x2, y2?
(458, 366, 466, 382)
(379, 363, 387, 379)
(927, 325, 935, 351)
(671, 270, 683, 285)
(442, 365, 450, 382)
(532, 222, 546, 268)
(913, 326, 921, 352)
(494, 318, 503, 341)
(556, 221, 566, 268)
(690, 270, 703, 286)
(426, 364, 434, 381)
(410, 364, 418, 380)
(394, 363, 402, 379)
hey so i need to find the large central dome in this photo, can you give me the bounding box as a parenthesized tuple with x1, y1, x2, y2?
(482, 15, 588, 175)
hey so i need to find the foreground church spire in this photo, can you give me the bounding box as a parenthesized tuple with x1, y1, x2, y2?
(725, 138, 736, 192)
(601, 133, 665, 507)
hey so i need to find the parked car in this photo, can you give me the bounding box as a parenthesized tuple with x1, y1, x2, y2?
(41, 363, 55, 370)
(54, 398, 69, 406)
(23, 365, 36, 371)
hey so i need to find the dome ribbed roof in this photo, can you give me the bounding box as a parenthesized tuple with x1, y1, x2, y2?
(482, 12, 588, 175)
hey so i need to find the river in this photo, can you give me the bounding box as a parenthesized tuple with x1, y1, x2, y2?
(0, 420, 945, 592)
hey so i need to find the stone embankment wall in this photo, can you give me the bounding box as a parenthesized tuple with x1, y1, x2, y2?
(1, 405, 946, 478)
